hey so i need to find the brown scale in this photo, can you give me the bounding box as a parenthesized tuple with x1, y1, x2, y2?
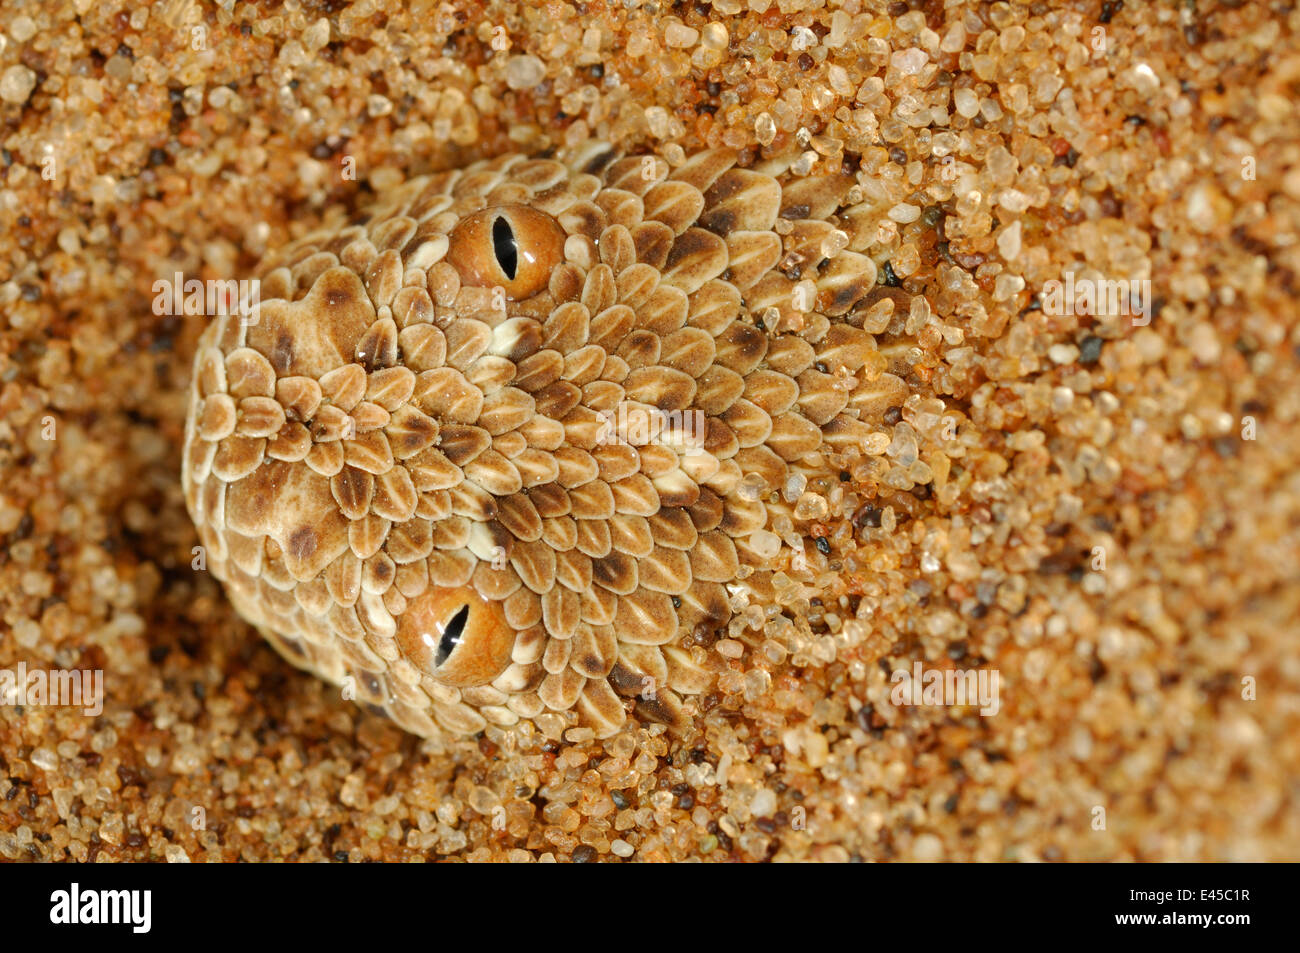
(181, 140, 909, 739)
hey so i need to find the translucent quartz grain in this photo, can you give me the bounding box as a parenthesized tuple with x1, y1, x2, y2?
(664, 22, 699, 47)
(504, 55, 545, 90)
(0, 65, 36, 104)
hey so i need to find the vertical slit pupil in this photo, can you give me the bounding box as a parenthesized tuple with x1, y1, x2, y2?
(435, 605, 471, 667)
(492, 216, 518, 280)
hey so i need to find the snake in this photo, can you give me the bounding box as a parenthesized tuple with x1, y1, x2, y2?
(181, 140, 909, 739)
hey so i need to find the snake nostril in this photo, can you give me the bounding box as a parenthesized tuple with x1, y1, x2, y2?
(491, 216, 518, 280)
(435, 604, 470, 668)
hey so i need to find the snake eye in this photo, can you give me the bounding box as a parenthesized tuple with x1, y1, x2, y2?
(396, 586, 513, 688)
(446, 205, 565, 300)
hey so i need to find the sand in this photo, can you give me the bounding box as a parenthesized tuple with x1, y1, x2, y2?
(1, 0, 1297, 862)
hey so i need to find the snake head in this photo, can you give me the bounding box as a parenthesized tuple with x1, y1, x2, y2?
(181, 140, 891, 739)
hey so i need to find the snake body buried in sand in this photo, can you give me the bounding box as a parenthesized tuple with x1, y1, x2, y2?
(181, 140, 909, 739)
